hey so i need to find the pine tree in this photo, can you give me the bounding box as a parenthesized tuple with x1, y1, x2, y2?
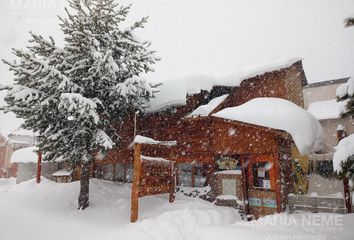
(336, 17, 354, 182)
(1, 0, 158, 209)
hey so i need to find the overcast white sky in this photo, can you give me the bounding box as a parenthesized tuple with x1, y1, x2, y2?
(0, 0, 354, 135)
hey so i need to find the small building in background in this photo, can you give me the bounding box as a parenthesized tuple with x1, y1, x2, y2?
(10, 146, 63, 184)
(304, 78, 354, 177)
(0, 127, 36, 178)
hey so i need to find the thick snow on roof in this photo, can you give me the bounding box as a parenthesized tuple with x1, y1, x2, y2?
(10, 146, 38, 163)
(187, 94, 229, 117)
(336, 77, 354, 99)
(333, 134, 354, 172)
(9, 128, 36, 136)
(147, 58, 302, 112)
(134, 135, 177, 146)
(212, 98, 323, 155)
(307, 99, 347, 120)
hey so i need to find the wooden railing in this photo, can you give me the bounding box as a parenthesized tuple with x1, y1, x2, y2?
(288, 195, 348, 214)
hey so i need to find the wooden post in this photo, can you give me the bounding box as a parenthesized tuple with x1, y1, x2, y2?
(169, 162, 176, 203)
(36, 150, 42, 184)
(273, 152, 282, 213)
(240, 155, 249, 219)
(343, 177, 352, 213)
(131, 143, 141, 223)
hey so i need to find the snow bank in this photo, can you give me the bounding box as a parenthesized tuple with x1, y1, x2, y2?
(187, 94, 229, 117)
(307, 99, 347, 120)
(0, 179, 238, 240)
(10, 146, 38, 163)
(147, 58, 302, 112)
(212, 98, 323, 155)
(134, 135, 177, 146)
(333, 134, 354, 172)
(189, 213, 354, 240)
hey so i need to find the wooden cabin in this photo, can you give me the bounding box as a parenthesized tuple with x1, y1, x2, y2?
(95, 59, 321, 219)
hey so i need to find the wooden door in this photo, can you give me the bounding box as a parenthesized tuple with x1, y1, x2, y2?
(246, 154, 278, 218)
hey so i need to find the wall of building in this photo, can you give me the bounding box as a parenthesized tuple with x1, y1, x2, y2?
(319, 117, 354, 153)
(16, 162, 60, 184)
(303, 83, 343, 109)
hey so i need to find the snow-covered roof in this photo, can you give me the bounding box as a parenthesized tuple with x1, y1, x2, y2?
(10, 146, 38, 163)
(10, 146, 63, 163)
(336, 77, 354, 99)
(333, 134, 354, 172)
(52, 169, 73, 177)
(134, 135, 177, 146)
(187, 94, 229, 117)
(307, 99, 347, 120)
(9, 127, 36, 137)
(212, 97, 323, 155)
(147, 58, 302, 112)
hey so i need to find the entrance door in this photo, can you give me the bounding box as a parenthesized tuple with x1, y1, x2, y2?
(222, 179, 236, 196)
(245, 154, 278, 218)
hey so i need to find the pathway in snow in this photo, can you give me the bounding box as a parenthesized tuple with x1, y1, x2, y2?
(0, 178, 353, 240)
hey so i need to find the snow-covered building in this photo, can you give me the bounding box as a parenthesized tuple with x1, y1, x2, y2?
(10, 146, 63, 184)
(95, 59, 324, 218)
(0, 127, 36, 178)
(304, 78, 354, 176)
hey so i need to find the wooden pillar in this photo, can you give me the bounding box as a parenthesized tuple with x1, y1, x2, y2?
(131, 144, 141, 223)
(169, 162, 176, 203)
(36, 150, 42, 184)
(240, 155, 249, 219)
(343, 177, 352, 213)
(273, 152, 282, 213)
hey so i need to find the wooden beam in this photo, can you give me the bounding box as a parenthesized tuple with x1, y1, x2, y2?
(36, 150, 42, 184)
(131, 144, 141, 222)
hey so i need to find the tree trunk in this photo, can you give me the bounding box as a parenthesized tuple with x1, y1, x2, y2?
(78, 161, 90, 210)
(343, 177, 352, 213)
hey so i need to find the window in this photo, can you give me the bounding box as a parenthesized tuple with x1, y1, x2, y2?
(177, 163, 207, 187)
(126, 164, 134, 183)
(194, 165, 207, 187)
(114, 164, 125, 182)
(103, 164, 114, 181)
(252, 162, 271, 189)
(177, 163, 192, 187)
(247, 155, 275, 191)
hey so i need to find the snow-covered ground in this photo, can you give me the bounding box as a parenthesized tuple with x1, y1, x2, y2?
(0, 179, 353, 240)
